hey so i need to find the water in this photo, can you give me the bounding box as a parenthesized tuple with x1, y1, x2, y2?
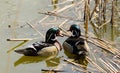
(0, 0, 54, 73)
(0, 0, 120, 73)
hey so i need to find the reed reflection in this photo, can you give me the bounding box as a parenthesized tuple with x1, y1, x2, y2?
(51, 0, 58, 9)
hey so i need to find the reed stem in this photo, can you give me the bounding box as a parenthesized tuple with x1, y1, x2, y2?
(84, 0, 89, 37)
(110, 0, 115, 25)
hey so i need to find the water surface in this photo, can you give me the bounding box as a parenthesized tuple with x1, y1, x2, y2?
(0, 0, 120, 73)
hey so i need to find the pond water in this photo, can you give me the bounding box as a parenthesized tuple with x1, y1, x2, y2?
(0, 0, 120, 73)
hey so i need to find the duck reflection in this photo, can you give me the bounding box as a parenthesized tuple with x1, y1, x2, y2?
(64, 50, 88, 69)
(45, 57, 60, 67)
(14, 54, 60, 67)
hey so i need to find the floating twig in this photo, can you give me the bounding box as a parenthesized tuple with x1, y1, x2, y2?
(7, 41, 28, 53)
(58, 27, 71, 37)
(58, 19, 68, 27)
(39, 11, 83, 22)
(6, 38, 33, 41)
(41, 69, 65, 72)
(26, 22, 45, 38)
(85, 40, 97, 61)
(87, 38, 116, 54)
(62, 58, 97, 71)
(99, 58, 114, 73)
(98, 19, 110, 29)
(109, 59, 120, 69)
(72, 67, 89, 73)
(101, 58, 118, 72)
(86, 57, 107, 73)
(38, 15, 49, 24)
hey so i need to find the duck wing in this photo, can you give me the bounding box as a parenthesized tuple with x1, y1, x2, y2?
(75, 38, 88, 56)
(75, 38, 87, 51)
(32, 41, 53, 51)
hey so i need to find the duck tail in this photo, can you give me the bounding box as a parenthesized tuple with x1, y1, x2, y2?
(14, 49, 26, 54)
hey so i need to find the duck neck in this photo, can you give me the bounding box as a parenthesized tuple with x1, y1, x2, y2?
(45, 33, 57, 44)
(71, 30, 81, 38)
(45, 39, 56, 44)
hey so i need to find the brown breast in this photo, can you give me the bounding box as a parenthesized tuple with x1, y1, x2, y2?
(54, 41, 62, 51)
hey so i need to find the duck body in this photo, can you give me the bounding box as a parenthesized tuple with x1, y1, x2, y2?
(15, 41, 61, 56)
(63, 37, 87, 56)
(63, 24, 88, 56)
(15, 28, 63, 56)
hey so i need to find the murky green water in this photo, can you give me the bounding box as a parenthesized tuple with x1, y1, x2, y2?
(0, 0, 120, 73)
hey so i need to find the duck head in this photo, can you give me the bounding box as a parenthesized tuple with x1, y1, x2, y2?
(68, 24, 81, 38)
(45, 27, 63, 44)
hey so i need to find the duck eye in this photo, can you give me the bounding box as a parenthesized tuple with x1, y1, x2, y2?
(56, 30, 60, 35)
